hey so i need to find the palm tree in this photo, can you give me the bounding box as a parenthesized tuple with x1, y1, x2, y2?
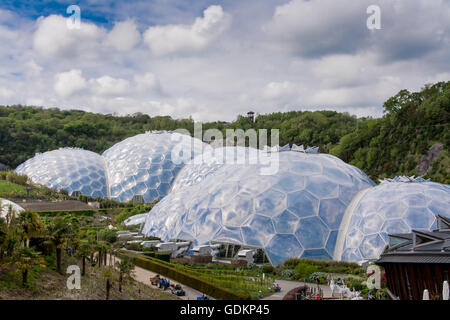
(45, 217, 73, 274)
(115, 257, 135, 292)
(17, 211, 43, 247)
(0, 217, 7, 263)
(102, 266, 114, 300)
(76, 242, 92, 276)
(14, 247, 45, 287)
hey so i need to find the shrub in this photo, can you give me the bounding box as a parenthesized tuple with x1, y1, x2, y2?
(347, 277, 365, 291)
(154, 253, 171, 262)
(126, 243, 141, 251)
(262, 264, 274, 274)
(246, 262, 257, 270)
(295, 263, 319, 278)
(6, 171, 28, 186)
(98, 228, 117, 243)
(280, 269, 294, 278)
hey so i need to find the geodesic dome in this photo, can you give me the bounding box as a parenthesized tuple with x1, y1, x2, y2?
(15, 148, 108, 198)
(142, 149, 375, 265)
(14, 131, 207, 203)
(103, 131, 205, 202)
(171, 146, 260, 192)
(1, 198, 25, 218)
(335, 181, 450, 262)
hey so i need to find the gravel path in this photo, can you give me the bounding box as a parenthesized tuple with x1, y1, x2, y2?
(107, 255, 207, 300)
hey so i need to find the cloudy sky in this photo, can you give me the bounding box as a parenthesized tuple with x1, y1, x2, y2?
(0, 0, 449, 121)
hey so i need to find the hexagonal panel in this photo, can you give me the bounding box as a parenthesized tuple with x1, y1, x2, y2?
(287, 190, 319, 218)
(295, 217, 329, 249)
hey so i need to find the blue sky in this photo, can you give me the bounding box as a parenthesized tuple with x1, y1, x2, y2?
(0, 0, 449, 121)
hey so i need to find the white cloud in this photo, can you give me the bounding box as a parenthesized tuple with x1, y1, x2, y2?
(1, 1, 449, 123)
(90, 75, 131, 96)
(33, 15, 106, 59)
(134, 73, 162, 94)
(54, 69, 88, 97)
(263, 81, 302, 101)
(143, 5, 231, 56)
(105, 20, 140, 51)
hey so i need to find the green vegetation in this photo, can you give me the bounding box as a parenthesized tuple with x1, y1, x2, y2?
(330, 81, 449, 183)
(121, 251, 260, 299)
(1, 81, 448, 182)
(114, 203, 157, 225)
(0, 205, 174, 300)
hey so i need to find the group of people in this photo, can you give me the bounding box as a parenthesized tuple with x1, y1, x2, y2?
(151, 274, 170, 290)
(150, 274, 186, 296)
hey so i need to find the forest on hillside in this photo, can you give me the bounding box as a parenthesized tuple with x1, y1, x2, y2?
(0, 81, 448, 183)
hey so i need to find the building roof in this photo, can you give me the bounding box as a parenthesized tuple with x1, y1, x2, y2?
(19, 200, 96, 212)
(377, 215, 450, 264)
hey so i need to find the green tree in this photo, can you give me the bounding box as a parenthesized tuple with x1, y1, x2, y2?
(115, 257, 135, 293)
(13, 247, 45, 287)
(17, 211, 43, 247)
(45, 217, 73, 274)
(76, 242, 93, 276)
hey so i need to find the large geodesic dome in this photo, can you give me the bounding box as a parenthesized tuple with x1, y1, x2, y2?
(14, 131, 206, 203)
(335, 181, 450, 262)
(142, 149, 375, 265)
(15, 148, 109, 198)
(171, 146, 260, 192)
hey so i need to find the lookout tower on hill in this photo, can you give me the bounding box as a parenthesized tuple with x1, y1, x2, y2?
(247, 111, 255, 123)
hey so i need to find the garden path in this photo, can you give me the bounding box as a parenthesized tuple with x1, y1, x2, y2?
(106, 255, 207, 300)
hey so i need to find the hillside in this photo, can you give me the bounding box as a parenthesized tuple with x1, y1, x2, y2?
(0, 81, 448, 183)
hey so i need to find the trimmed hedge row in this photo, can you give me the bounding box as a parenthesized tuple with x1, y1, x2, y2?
(119, 251, 251, 300)
(142, 252, 171, 262)
(37, 210, 95, 217)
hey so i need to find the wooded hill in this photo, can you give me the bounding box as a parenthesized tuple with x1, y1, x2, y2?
(0, 81, 448, 183)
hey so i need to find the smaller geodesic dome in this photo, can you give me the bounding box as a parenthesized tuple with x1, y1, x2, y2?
(14, 131, 208, 203)
(335, 180, 450, 262)
(15, 148, 109, 198)
(102, 131, 206, 203)
(142, 149, 375, 265)
(0, 198, 24, 218)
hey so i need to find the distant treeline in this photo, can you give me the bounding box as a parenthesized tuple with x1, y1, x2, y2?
(0, 81, 448, 183)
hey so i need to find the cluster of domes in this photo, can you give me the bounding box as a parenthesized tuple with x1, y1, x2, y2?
(14, 132, 450, 264)
(15, 131, 206, 203)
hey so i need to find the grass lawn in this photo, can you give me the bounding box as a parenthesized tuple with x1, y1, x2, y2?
(0, 179, 26, 194)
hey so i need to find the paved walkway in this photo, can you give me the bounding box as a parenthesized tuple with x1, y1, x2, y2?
(262, 279, 333, 300)
(107, 255, 206, 300)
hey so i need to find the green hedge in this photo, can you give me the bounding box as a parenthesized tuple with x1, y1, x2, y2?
(155, 253, 171, 262)
(118, 252, 251, 300)
(37, 210, 95, 217)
